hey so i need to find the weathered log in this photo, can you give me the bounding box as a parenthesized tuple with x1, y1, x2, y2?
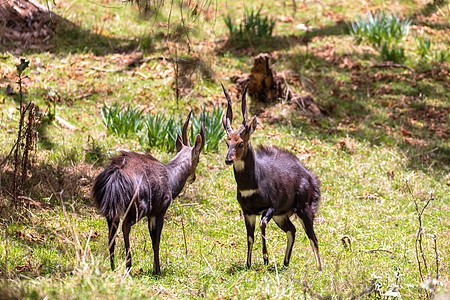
(291, 95, 329, 116)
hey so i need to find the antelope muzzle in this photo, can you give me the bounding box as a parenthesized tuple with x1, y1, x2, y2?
(225, 148, 236, 165)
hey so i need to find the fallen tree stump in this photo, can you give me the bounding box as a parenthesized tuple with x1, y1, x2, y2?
(247, 53, 283, 103)
(235, 53, 328, 116)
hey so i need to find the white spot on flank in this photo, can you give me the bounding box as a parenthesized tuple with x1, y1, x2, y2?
(233, 160, 245, 172)
(239, 189, 259, 198)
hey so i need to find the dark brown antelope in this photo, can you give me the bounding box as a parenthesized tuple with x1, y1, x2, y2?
(221, 84, 322, 271)
(92, 111, 204, 275)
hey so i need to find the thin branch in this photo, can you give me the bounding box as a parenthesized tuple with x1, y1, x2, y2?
(0, 140, 18, 167)
(433, 234, 439, 280)
(360, 248, 395, 255)
(407, 181, 424, 281)
(179, 0, 191, 52)
(174, 45, 179, 108)
(371, 63, 415, 73)
(180, 213, 188, 256)
(406, 180, 434, 300)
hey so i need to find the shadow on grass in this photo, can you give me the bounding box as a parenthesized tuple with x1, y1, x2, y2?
(49, 18, 156, 56)
(225, 261, 290, 275)
(0, 154, 100, 212)
(411, 0, 449, 18)
(225, 262, 247, 275)
(0, 154, 105, 277)
(255, 48, 449, 178)
(219, 1, 450, 56)
(1, 13, 165, 56)
(219, 21, 349, 56)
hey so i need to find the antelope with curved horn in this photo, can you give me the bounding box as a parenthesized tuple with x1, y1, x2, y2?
(221, 84, 322, 271)
(93, 111, 205, 275)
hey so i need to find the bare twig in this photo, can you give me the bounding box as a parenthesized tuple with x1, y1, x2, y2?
(55, 115, 77, 130)
(178, 0, 191, 53)
(406, 180, 435, 299)
(180, 213, 188, 256)
(371, 63, 415, 73)
(21, 103, 36, 187)
(8, 60, 37, 207)
(360, 248, 395, 255)
(341, 236, 352, 251)
(432, 234, 439, 280)
(0, 139, 18, 167)
(174, 45, 179, 108)
(12, 73, 26, 201)
(4, 221, 9, 279)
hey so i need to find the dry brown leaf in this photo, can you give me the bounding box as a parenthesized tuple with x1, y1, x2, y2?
(356, 192, 379, 200)
(279, 15, 295, 23)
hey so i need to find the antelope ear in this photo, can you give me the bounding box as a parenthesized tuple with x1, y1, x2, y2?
(176, 133, 183, 152)
(192, 134, 202, 156)
(247, 116, 257, 135)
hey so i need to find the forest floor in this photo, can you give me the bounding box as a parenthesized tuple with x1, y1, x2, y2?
(0, 0, 449, 298)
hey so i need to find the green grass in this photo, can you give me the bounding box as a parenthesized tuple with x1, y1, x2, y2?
(0, 0, 449, 298)
(224, 6, 277, 47)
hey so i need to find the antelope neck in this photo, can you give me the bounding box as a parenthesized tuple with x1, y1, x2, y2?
(234, 142, 258, 191)
(166, 148, 191, 199)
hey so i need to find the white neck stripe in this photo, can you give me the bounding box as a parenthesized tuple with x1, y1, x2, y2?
(234, 160, 245, 172)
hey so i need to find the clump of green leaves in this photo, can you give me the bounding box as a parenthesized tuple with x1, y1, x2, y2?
(415, 37, 449, 63)
(141, 112, 179, 152)
(84, 135, 105, 165)
(16, 58, 30, 77)
(189, 104, 225, 153)
(415, 37, 432, 60)
(350, 11, 410, 63)
(380, 44, 406, 63)
(101, 103, 144, 138)
(224, 7, 276, 45)
(141, 105, 225, 153)
(102, 103, 225, 153)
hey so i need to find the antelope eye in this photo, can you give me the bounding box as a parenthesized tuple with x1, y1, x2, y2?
(238, 142, 244, 148)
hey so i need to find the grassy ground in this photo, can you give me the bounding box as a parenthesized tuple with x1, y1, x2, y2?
(0, 0, 449, 298)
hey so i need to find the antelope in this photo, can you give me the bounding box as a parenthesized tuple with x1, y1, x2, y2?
(92, 111, 204, 275)
(221, 84, 322, 271)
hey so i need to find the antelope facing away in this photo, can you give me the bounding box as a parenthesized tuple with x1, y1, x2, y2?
(221, 84, 322, 271)
(92, 111, 204, 275)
